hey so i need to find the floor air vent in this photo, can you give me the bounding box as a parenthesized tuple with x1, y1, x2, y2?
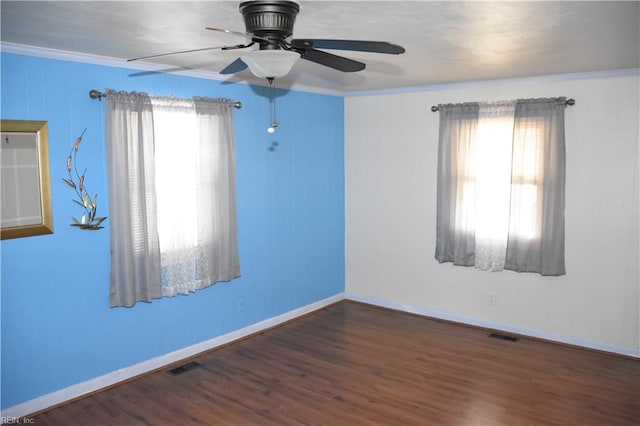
(488, 332, 519, 342)
(167, 361, 202, 376)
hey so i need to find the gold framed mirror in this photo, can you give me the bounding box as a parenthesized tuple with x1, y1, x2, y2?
(1, 120, 54, 239)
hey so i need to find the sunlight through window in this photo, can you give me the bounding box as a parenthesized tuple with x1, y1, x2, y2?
(152, 102, 200, 256)
(435, 98, 566, 275)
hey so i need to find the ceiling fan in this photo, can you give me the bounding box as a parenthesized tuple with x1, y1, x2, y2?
(128, 0, 406, 79)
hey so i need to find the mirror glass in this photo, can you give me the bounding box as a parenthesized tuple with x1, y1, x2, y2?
(1, 120, 54, 239)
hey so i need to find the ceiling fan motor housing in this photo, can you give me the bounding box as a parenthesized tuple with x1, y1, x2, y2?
(240, 1, 300, 48)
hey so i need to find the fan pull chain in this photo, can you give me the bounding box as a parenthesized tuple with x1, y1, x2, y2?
(267, 77, 278, 134)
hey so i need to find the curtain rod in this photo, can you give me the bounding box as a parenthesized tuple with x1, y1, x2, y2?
(89, 89, 242, 109)
(430, 98, 575, 112)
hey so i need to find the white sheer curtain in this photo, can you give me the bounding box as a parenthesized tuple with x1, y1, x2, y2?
(106, 91, 240, 307)
(505, 99, 566, 275)
(435, 98, 566, 276)
(473, 101, 516, 271)
(192, 97, 240, 288)
(105, 90, 162, 307)
(151, 96, 240, 297)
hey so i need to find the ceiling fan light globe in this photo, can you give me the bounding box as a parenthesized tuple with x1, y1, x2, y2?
(241, 50, 300, 78)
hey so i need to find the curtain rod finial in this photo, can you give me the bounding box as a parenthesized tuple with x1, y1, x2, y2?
(89, 90, 104, 101)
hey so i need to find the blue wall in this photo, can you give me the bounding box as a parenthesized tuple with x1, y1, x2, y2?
(0, 53, 345, 409)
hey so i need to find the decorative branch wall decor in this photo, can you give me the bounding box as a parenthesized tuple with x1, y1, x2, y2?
(63, 129, 107, 230)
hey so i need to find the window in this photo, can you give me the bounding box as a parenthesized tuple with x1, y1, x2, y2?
(105, 91, 241, 307)
(509, 117, 544, 241)
(152, 99, 209, 297)
(435, 98, 566, 276)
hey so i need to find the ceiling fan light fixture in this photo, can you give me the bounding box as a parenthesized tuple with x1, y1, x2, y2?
(241, 50, 300, 78)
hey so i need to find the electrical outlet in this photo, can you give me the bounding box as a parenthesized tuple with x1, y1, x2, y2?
(488, 293, 497, 307)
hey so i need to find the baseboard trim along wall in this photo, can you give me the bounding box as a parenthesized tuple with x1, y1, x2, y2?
(5, 290, 637, 418)
(345, 293, 640, 359)
(1, 293, 345, 419)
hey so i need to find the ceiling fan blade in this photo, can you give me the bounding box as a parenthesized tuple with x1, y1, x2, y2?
(220, 57, 248, 74)
(291, 39, 405, 55)
(206, 27, 271, 44)
(298, 48, 365, 72)
(127, 44, 251, 62)
(205, 27, 252, 39)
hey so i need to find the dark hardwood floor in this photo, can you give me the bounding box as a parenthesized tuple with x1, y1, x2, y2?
(28, 301, 639, 425)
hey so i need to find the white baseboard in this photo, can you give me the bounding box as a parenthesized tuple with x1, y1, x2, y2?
(1, 293, 345, 419)
(345, 293, 640, 358)
(5, 291, 637, 419)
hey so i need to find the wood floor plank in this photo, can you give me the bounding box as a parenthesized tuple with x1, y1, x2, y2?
(25, 301, 640, 425)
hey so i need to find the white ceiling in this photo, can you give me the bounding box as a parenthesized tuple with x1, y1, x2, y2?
(1, 1, 639, 94)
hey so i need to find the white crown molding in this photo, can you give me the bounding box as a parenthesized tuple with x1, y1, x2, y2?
(7, 42, 636, 99)
(0, 41, 234, 81)
(0, 42, 346, 97)
(345, 68, 640, 97)
(344, 68, 640, 97)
